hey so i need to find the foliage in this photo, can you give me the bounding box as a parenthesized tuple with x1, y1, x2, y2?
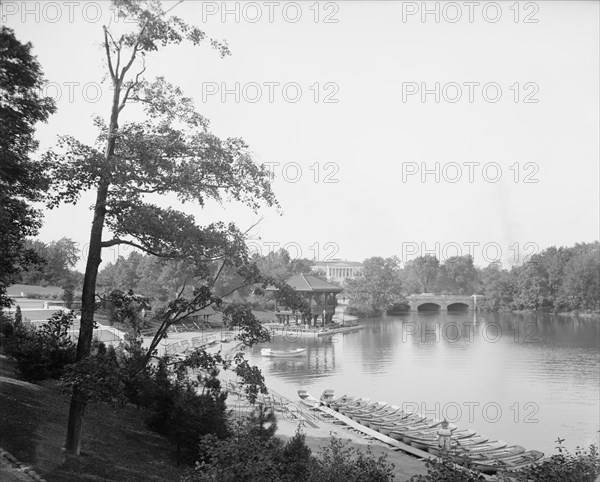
(0, 312, 15, 347)
(59, 340, 127, 405)
(0, 27, 56, 307)
(403, 255, 441, 294)
(40, 0, 286, 453)
(481, 242, 599, 313)
(19, 237, 81, 288)
(185, 430, 284, 482)
(125, 356, 231, 464)
(495, 440, 600, 482)
(100, 288, 151, 335)
(346, 257, 404, 317)
(478, 262, 517, 311)
(438, 255, 478, 295)
(3, 311, 77, 381)
(184, 414, 395, 482)
(306, 437, 395, 482)
(558, 249, 600, 311)
(408, 450, 485, 482)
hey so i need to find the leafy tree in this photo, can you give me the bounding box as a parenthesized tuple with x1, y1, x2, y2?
(558, 247, 600, 311)
(403, 255, 440, 294)
(19, 237, 81, 289)
(43, 1, 297, 454)
(479, 262, 517, 311)
(438, 255, 479, 295)
(345, 256, 404, 317)
(513, 256, 552, 310)
(0, 27, 55, 306)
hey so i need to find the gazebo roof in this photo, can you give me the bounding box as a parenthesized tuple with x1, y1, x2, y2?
(267, 273, 343, 293)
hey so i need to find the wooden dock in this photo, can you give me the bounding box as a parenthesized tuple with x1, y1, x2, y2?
(315, 403, 434, 459)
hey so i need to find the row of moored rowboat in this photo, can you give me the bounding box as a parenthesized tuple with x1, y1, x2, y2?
(298, 389, 544, 475)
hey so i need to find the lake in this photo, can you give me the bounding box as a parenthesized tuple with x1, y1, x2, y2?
(249, 312, 600, 456)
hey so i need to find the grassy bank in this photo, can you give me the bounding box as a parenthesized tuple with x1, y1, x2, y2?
(0, 354, 185, 482)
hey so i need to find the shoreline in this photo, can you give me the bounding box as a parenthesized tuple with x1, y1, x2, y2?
(218, 341, 428, 479)
(351, 310, 600, 320)
(225, 384, 428, 481)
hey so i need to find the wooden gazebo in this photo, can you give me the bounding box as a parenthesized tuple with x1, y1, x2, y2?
(267, 273, 343, 326)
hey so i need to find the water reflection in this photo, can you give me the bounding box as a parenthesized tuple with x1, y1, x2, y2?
(250, 312, 600, 454)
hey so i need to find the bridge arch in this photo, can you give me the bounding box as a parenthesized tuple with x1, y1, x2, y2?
(416, 302, 442, 312)
(447, 302, 470, 312)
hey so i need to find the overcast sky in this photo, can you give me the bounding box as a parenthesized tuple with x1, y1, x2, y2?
(4, 1, 599, 270)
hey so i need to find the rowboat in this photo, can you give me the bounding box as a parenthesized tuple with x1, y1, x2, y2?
(346, 402, 388, 421)
(260, 348, 307, 357)
(319, 390, 336, 405)
(337, 398, 372, 415)
(298, 389, 544, 474)
(460, 445, 526, 461)
(297, 389, 321, 408)
(427, 436, 491, 455)
(399, 424, 460, 444)
(329, 395, 357, 409)
(375, 417, 436, 436)
(409, 430, 478, 451)
(439, 441, 509, 455)
(470, 450, 544, 475)
(356, 405, 404, 425)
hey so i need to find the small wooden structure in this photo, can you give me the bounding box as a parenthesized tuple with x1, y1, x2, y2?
(267, 273, 343, 327)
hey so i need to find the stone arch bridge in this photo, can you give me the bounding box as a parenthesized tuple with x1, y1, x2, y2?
(406, 294, 485, 312)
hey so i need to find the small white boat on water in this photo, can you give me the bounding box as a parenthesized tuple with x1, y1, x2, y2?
(261, 348, 307, 358)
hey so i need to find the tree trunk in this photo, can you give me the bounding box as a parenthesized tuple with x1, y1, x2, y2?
(63, 180, 109, 454)
(64, 387, 87, 455)
(64, 80, 121, 455)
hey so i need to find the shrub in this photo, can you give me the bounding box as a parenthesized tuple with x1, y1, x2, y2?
(408, 451, 485, 482)
(0, 312, 15, 347)
(59, 341, 127, 405)
(496, 440, 600, 482)
(24, 292, 44, 299)
(183, 412, 309, 482)
(185, 431, 284, 482)
(4, 311, 77, 381)
(124, 359, 231, 464)
(307, 437, 395, 482)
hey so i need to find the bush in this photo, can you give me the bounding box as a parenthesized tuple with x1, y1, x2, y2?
(307, 437, 395, 482)
(24, 292, 44, 299)
(4, 311, 77, 381)
(59, 340, 127, 405)
(0, 312, 15, 347)
(496, 441, 600, 482)
(408, 451, 485, 482)
(409, 440, 600, 482)
(124, 359, 231, 464)
(183, 412, 308, 482)
(184, 429, 396, 482)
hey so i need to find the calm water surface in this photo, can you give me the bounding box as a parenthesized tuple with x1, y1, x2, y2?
(249, 312, 600, 455)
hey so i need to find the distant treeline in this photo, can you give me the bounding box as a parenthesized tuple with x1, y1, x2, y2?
(478, 241, 599, 312)
(342, 242, 600, 317)
(21, 238, 598, 316)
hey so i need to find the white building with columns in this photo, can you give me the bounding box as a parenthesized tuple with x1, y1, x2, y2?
(311, 260, 363, 284)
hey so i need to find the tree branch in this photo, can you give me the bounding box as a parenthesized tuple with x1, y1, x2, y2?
(103, 27, 116, 80)
(100, 238, 171, 258)
(119, 19, 149, 82)
(119, 56, 146, 112)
